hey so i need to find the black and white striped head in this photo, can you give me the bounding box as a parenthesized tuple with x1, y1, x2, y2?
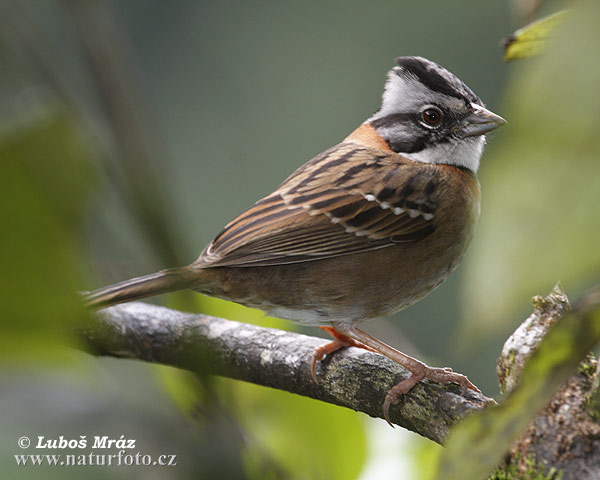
(368, 56, 505, 172)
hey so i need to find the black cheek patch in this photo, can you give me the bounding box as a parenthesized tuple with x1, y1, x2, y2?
(387, 135, 428, 154)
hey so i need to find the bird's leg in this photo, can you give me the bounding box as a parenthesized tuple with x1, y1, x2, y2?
(332, 323, 480, 426)
(310, 326, 376, 382)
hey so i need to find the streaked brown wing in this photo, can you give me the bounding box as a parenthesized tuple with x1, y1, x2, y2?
(196, 142, 440, 267)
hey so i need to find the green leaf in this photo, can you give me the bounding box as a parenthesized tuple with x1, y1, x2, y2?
(461, 0, 600, 339)
(437, 288, 600, 480)
(0, 107, 94, 360)
(503, 11, 569, 61)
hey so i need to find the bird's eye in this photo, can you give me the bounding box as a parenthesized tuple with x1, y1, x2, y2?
(420, 107, 443, 127)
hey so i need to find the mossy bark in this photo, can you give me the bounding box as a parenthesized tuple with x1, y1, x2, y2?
(495, 285, 600, 479)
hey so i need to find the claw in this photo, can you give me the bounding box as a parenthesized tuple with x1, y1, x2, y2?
(382, 394, 396, 428)
(310, 339, 347, 383)
(310, 348, 327, 383)
(382, 371, 425, 426)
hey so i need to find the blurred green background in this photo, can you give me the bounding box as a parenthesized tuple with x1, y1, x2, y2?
(2, 0, 597, 478)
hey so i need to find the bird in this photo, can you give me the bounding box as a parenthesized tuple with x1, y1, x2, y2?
(86, 56, 506, 424)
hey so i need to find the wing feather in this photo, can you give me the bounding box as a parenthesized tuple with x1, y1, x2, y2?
(196, 142, 441, 267)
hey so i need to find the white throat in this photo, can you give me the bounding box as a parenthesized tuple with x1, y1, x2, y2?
(402, 135, 485, 172)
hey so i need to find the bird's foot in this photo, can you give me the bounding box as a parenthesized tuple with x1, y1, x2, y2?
(382, 364, 480, 426)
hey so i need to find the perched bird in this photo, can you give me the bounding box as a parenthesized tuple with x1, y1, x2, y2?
(86, 56, 506, 423)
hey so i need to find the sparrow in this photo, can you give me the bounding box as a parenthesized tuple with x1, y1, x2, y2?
(86, 56, 506, 424)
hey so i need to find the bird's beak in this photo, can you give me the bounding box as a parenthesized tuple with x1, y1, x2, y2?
(461, 104, 507, 137)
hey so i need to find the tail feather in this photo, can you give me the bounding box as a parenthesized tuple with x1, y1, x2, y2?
(84, 267, 195, 309)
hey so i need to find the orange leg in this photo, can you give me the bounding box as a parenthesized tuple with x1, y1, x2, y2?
(310, 326, 376, 382)
(328, 323, 480, 426)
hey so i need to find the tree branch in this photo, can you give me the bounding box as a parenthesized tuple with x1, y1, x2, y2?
(79, 302, 491, 444)
(494, 284, 600, 479)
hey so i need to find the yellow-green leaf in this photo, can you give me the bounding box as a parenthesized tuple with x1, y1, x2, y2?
(503, 10, 569, 61)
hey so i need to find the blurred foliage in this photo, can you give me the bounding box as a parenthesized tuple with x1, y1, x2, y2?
(461, 0, 600, 340)
(413, 436, 443, 480)
(238, 382, 367, 480)
(503, 10, 569, 61)
(0, 105, 93, 359)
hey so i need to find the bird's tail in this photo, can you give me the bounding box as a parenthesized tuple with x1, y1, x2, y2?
(84, 267, 197, 309)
